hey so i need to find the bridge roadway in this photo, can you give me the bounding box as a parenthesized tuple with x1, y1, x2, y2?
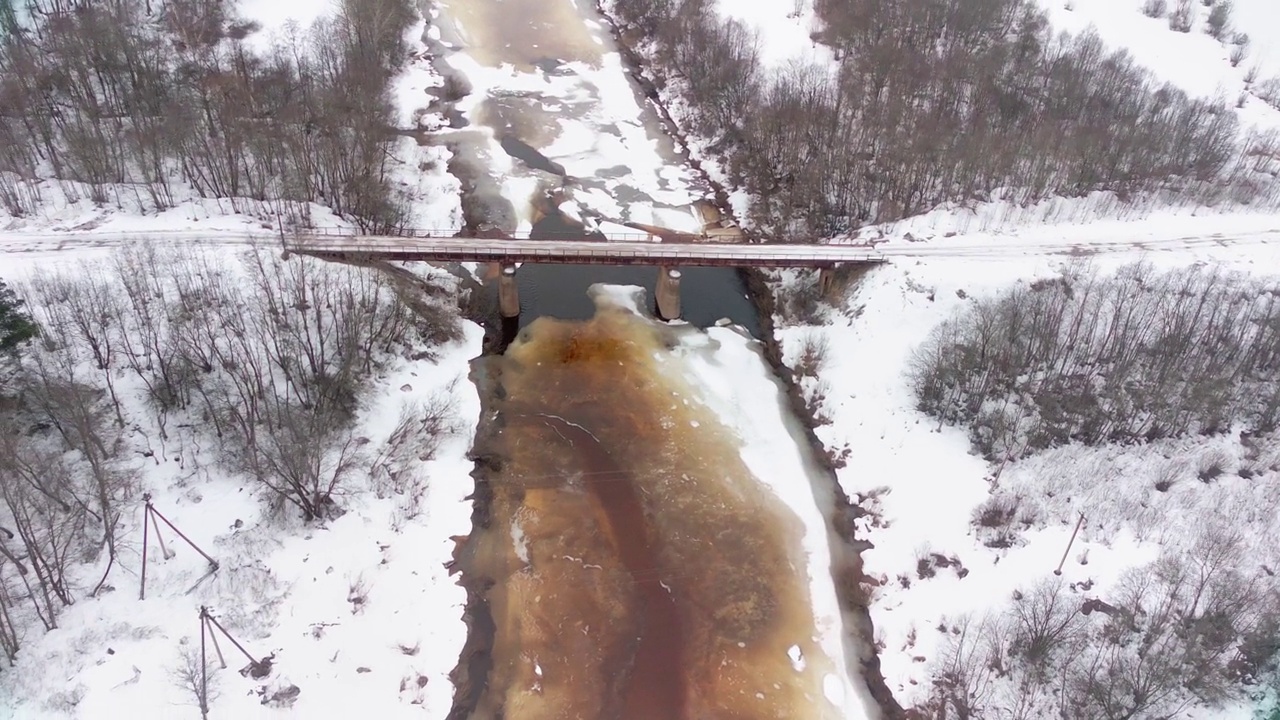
(284, 233, 887, 268)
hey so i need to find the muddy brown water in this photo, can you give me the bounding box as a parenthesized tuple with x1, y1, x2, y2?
(459, 290, 841, 719)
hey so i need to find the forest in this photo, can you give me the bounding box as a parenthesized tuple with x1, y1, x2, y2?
(911, 262, 1280, 460)
(606, 0, 1280, 239)
(0, 0, 416, 231)
(0, 249, 460, 668)
(905, 262, 1280, 716)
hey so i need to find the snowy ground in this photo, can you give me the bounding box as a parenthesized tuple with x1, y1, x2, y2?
(712, 0, 835, 71)
(1035, 0, 1280, 130)
(0, 249, 482, 720)
(771, 236, 1280, 718)
(857, 201, 1280, 258)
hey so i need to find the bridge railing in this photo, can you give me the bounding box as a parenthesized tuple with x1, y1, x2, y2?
(300, 227, 684, 243)
(283, 240, 885, 265)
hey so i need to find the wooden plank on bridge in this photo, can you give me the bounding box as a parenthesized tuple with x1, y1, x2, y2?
(284, 235, 887, 268)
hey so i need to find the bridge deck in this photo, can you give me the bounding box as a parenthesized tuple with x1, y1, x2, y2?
(286, 235, 886, 268)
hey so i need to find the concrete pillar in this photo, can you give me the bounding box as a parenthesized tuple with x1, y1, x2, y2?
(818, 267, 837, 298)
(656, 266, 682, 321)
(498, 264, 520, 318)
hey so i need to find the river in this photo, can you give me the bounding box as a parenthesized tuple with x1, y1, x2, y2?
(422, 0, 873, 716)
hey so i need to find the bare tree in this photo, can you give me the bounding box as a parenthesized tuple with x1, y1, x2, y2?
(1009, 578, 1087, 669)
(926, 615, 1006, 719)
(171, 641, 219, 718)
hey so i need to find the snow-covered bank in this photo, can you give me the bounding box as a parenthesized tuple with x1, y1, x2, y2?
(677, 325, 873, 718)
(0, 251, 482, 719)
(771, 241, 1280, 717)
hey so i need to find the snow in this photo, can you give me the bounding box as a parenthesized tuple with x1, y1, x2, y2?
(1032, 0, 1280, 130)
(431, 0, 711, 234)
(853, 200, 1280, 259)
(234, 0, 339, 53)
(772, 233, 1280, 715)
(712, 0, 836, 71)
(387, 16, 464, 230)
(0, 250, 483, 720)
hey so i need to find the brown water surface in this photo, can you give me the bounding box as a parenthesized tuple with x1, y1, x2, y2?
(461, 290, 840, 720)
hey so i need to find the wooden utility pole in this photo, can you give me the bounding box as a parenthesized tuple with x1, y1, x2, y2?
(1054, 512, 1086, 576)
(138, 494, 219, 600)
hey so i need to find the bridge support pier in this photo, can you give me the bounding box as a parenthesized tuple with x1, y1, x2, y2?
(656, 266, 682, 321)
(498, 264, 520, 318)
(818, 267, 837, 298)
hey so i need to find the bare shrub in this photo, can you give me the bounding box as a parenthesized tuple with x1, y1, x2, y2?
(371, 390, 461, 527)
(347, 573, 371, 614)
(1258, 78, 1280, 112)
(975, 495, 1019, 529)
(924, 615, 1007, 718)
(1142, 0, 1169, 17)
(1169, 0, 1194, 31)
(773, 272, 825, 326)
(1198, 448, 1232, 482)
(973, 495, 1026, 548)
(792, 330, 830, 379)
(0, 569, 20, 664)
(1207, 0, 1233, 39)
(913, 263, 1280, 459)
(1152, 459, 1184, 492)
(801, 377, 833, 426)
(1231, 33, 1250, 66)
(171, 641, 219, 717)
(237, 405, 367, 522)
(916, 556, 936, 580)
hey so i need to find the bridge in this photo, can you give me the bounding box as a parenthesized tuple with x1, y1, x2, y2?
(282, 230, 887, 320)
